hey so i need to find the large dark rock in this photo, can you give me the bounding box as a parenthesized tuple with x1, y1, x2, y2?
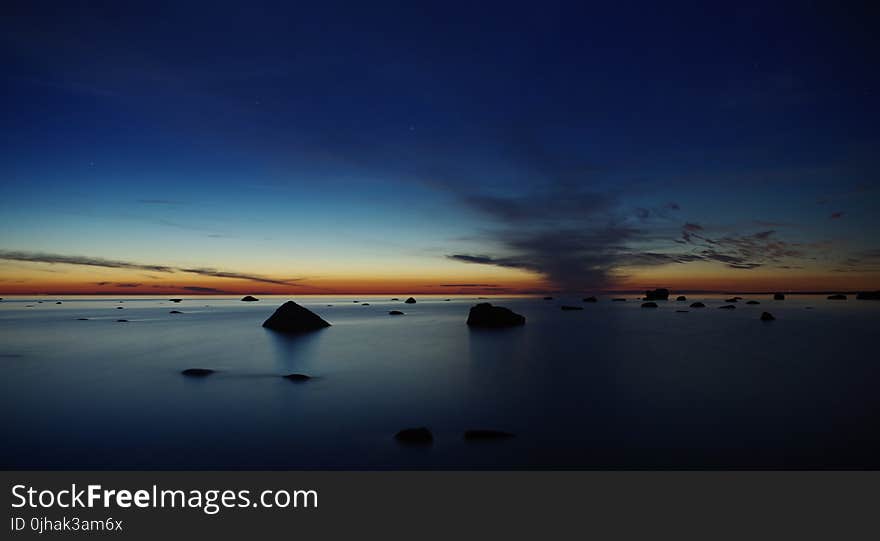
(262, 301, 331, 333)
(827, 294, 847, 300)
(582, 296, 598, 303)
(641, 302, 658, 308)
(760, 312, 775, 321)
(676, 296, 687, 301)
(856, 291, 880, 300)
(690, 302, 706, 308)
(181, 368, 214, 377)
(561, 305, 584, 311)
(404, 297, 417, 304)
(773, 293, 785, 300)
(241, 295, 259, 302)
(466, 303, 525, 328)
(463, 430, 515, 441)
(644, 288, 670, 301)
(394, 427, 433, 445)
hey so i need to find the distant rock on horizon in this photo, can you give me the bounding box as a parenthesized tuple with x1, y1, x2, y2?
(466, 303, 525, 328)
(644, 288, 670, 301)
(561, 305, 583, 311)
(262, 301, 331, 333)
(773, 293, 785, 300)
(718, 304, 736, 310)
(389, 310, 404, 315)
(856, 291, 880, 300)
(827, 294, 847, 300)
(676, 295, 687, 301)
(181, 368, 214, 377)
(241, 295, 259, 302)
(690, 302, 706, 308)
(583, 296, 598, 303)
(404, 297, 417, 304)
(394, 427, 433, 445)
(641, 302, 658, 308)
(746, 300, 760, 305)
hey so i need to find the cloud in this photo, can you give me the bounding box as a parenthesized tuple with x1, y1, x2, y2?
(182, 286, 227, 293)
(0, 250, 304, 286)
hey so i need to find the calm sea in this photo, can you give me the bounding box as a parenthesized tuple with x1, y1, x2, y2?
(1, 294, 877, 469)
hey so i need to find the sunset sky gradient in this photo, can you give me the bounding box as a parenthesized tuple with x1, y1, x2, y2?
(1, 2, 878, 295)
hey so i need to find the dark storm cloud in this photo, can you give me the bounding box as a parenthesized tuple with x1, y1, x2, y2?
(0, 250, 303, 286)
(182, 286, 226, 292)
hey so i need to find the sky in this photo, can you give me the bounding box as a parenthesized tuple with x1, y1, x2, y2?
(1, 1, 878, 295)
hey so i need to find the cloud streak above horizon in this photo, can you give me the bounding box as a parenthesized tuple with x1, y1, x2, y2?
(0, 250, 302, 286)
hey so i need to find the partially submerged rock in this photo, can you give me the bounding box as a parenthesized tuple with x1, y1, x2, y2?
(116, 319, 128, 322)
(644, 288, 670, 301)
(561, 305, 584, 311)
(394, 427, 433, 445)
(55, 301, 62, 304)
(404, 297, 417, 304)
(746, 300, 760, 305)
(543, 296, 553, 300)
(773, 293, 785, 300)
(641, 302, 659, 308)
(612, 298, 627, 302)
(391, 298, 400, 301)
(169, 299, 182, 303)
(582, 296, 598, 303)
(283, 373, 311, 382)
(676, 310, 689, 313)
(181, 368, 214, 377)
(725, 297, 739, 303)
(856, 291, 880, 300)
(241, 295, 259, 302)
(361, 303, 370, 306)
(169, 310, 183, 314)
(718, 304, 736, 310)
(463, 430, 515, 441)
(760, 312, 775, 321)
(466, 303, 525, 328)
(389, 310, 404, 315)
(827, 294, 847, 300)
(77, 318, 89, 321)
(690, 302, 706, 308)
(262, 301, 331, 333)
(676, 296, 687, 301)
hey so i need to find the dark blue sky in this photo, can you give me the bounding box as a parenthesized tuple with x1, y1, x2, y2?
(1, 1, 878, 293)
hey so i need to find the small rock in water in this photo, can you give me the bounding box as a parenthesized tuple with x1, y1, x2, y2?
(676, 310, 689, 313)
(718, 304, 736, 310)
(169, 299, 182, 303)
(561, 305, 584, 311)
(644, 288, 670, 301)
(116, 306, 124, 309)
(169, 310, 183, 314)
(612, 298, 626, 302)
(690, 302, 706, 308)
(725, 297, 739, 303)
(543, 296, 553, 300)
(361, 303, 370, 306)
(181, 368, 214, 377)
(463, 429, 515, 441)
(746, 300, 760, 305)
(241, 295, 259, 302)
(827, 294, 847, 300)
(77, 318, 89, 321)
(856, 291, 880, 300)
(760, 312, 775, 321)
(283, 373, 311, 382)
(389, 310, 404, 315)
(773, 293, 785, 300)
(55, 301, 62, 304)
(583, 296, 598, 303)
(394, 427, 433, 445)
(116, 319, 129, 322)
(404, 297, 417, 304)
(641, 302, 658, 308)
(676, 296, 687, 301)
(391, 298, 400, 301)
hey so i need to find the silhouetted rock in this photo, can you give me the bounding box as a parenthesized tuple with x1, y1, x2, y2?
(641, 302, 658, 308)
(241, 295, 259, 302)
(561, 305, 583, 311)
(463, 430, 515, 441)
(55, 301, 62, 304)
(827, 294, 847, 300)
(389, 310, 404, 315)
(543, 296, 553, 300)
(116, 306, 124, 309)
(404, 297, 417, 304)
(169, 310, 182, 314)
(169, 299, 182, 303)
(77, 318, 89, 321)
(760, 312, 775, 321)
(583, 296, 598, 302)
(718, 304, 736, 310)
(466, 303, 525, 328)
(746, 300, 760, 305)
(444, 299, 451, 301)
(725, 297, 738, 303)
(676, 310, 689, 313)
(612, 298, 626, 302)
(856, 291, 880, 300)
(181, 368, 214, 377)
(394, 427, 433, 445)
(391, 298, 400, 301)
(690, 302, 706, 308)
(676, 296, 687, 301)
(262, 301, 331, 333)
(361, 303, 370, 306)
(773, 293, 785, 300)
(644, 288, 670, 301)
(733, 296, 743, 300)
(116, 319, 128, 322)
(283, 373, 311, 382)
